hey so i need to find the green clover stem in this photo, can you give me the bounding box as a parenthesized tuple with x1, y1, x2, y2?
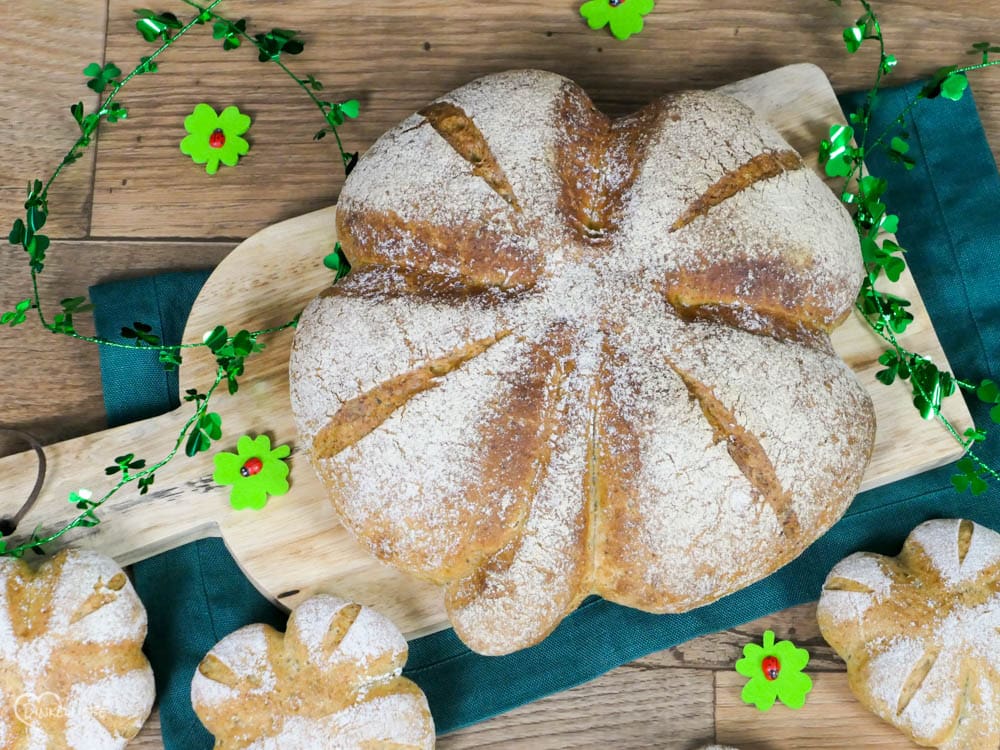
(30, 256, 297, 352)
(4, 367, 225, 557)
(864, 60, 1000, 157)
(3, 0, 336, 556)
(859, 289, 1000, 486)
(41, 0, 226, 201)
(834, 0, 1000, 491)
(28, 0, 227, 335)
(176, 0, 353, 172)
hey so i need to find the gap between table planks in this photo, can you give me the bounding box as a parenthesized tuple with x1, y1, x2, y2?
(0, 63, 974, 642)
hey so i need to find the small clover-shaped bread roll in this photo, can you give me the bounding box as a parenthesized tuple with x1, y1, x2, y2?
(192, 594, 434, 749)
(818, 519, 1000, 749)
(0, 548, 155, 748)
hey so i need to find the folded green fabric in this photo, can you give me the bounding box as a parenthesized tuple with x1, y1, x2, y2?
(91, 81, 1000, 747)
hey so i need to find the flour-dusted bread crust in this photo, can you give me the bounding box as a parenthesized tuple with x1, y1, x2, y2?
(818, 519, 1000, 750)
(0, 548, 154, 749)
(191, 594, 434, 749)
(290, 69, 876, 655)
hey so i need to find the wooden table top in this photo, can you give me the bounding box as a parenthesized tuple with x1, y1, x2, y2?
(3, 1, 998, 747)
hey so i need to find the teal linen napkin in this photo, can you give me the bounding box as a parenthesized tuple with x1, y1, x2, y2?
(91, 81, 1000, 747)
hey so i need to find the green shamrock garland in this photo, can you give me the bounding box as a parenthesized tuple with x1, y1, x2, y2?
(821, 0, 1000, 494)
(0, 0, 358, 557)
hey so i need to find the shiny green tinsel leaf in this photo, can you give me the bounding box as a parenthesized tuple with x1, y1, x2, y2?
(323, 242, 351, 282)
(953, 457, 989, 495)
(940, 73, 969, 101)
(913, 394, 935, 420)
(1, 299, 33, 327)
(922, 66, 958, 99)
(8, 219, 25, 246)
(819, 123, 855, 177)
(978, 379, 1000, 403)
(339, 99, 360, 119)
(186, 412, 222, 457)
(84, 62, 121, 93)
(968, 41, 1000, 63)
(824, 155, 853, 178)
(202, 325, 229, 353)
(952, 472, 970, 492)
(843, 25, 864, 53)
(137, 473, 156, 495)
(880, 214, 900, 234)
(875, 351, 899, 385)
(134, 9, 183, 43)
(213, 18, 246, 50)
(882, 256, 905, 282)
(965, 427, 988, 443)
(254, 28, 304, 62)
(121, 321, 160, 346)
(106, 102, 128, 123)
(158, 348, 182, 371)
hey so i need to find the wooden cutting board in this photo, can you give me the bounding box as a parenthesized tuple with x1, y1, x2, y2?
(0, 63, 973, 639)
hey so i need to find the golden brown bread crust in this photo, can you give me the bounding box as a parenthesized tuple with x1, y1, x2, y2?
(552, 84, 662, 244)
(338, 209, 541, 294)
(192, 595, 435, 749)
(418, 101, 521, 212)
(670, 149, 804, 231)
(291, 69, 875, 655)
(818, 520, 1000, 750)
(0, 549, 155, 749)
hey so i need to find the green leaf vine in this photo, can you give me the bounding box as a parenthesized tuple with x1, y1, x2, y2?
(823, 0, 1000, 493)
(0, 0, 358, 557)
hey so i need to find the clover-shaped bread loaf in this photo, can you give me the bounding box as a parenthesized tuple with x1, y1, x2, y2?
(191, 594, 434, 749)
(0, 548, 155, 749)
(818, 519, 1000, 749)
(290, 69, 876, 655)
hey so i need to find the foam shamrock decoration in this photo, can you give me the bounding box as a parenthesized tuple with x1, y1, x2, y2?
(735, 630, 812, 710)
(579, 0, 654, 41)
(180, 103, 251, 174)
(213, 434, 290, 510)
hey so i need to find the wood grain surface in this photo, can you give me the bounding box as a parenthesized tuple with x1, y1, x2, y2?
(2, 1, 999, 748)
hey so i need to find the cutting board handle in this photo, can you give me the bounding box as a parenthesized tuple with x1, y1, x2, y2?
(0, 406, 227, 563)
